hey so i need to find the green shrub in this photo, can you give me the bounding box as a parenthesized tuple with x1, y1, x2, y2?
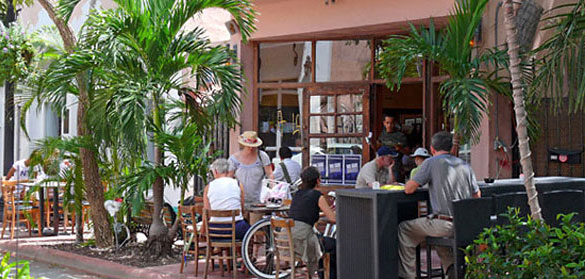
(0, 253, 35, 279)
(465, 209, 585, 278)
(0, 23, 34, 83)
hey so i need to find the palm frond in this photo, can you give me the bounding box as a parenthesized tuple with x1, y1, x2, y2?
(378, 22, 443, 91)
(530, 0, 585, 112)
(443, 0, 489, 69)
(56, 0, 84, 22)
(378, 0, 496, 144)
(440, 77, 490, 144)
(168, 0, 257, 42)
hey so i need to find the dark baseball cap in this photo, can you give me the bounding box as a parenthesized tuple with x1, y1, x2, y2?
(377, 146, 399, 158)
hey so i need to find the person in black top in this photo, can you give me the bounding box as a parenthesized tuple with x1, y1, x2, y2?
(289, 166, 336, 278)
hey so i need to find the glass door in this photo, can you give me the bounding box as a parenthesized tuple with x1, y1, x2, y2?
(302, 85, 370, 185)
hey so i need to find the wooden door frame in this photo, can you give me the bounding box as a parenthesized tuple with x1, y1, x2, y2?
(302, 84, 370, 169)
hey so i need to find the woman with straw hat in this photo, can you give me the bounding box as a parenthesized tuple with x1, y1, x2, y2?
(229, 131, 274, 205)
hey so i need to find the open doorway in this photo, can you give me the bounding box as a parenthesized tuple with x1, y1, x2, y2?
(373, 83, 423, 182)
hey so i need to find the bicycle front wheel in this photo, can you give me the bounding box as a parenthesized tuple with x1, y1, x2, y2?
(241, 218, 291, 279)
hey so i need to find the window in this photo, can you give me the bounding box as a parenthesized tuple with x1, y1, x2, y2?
(257, 88, 303, 159)
(308, 93, 364, 136)
(62, 108, 70, 134)
(316, 40, 371, 82)
(258, 42, 312, 83)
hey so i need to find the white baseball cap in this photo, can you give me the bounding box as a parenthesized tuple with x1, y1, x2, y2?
(410, 147, 431, 158)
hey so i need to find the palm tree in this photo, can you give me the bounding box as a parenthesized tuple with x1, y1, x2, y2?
(508, 0, 585, 219)
(121, 122, 215, 234)
(36, 0, 114, 247)
(502, 0, 543, 220)
(67, 0, 256, 256)
(378, 0, 508, 147)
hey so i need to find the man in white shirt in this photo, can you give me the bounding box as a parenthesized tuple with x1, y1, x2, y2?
(4, 152, 40, 198)
(273, 146, 302, 184)
(355, 146, 398, 188)
(6, 156, 33, 181)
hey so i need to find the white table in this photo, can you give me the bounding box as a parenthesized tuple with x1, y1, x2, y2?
(21, 181, 66, 236)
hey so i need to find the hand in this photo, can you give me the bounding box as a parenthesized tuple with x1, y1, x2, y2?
(389, 160, 395, 170)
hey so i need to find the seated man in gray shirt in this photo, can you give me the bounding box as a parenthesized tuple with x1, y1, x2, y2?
(273, 146, 302, 184)
(355, 146, 398, 188)
(398, 131, 481, 279)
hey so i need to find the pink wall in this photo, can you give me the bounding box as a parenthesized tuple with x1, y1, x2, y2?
(251, 0, 453, 40)
(470, 0, 516, 179)
(471, 94, 515, 180)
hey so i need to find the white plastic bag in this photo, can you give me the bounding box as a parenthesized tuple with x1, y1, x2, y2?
(259, 179, 271, 203)
(262, 181, 291, 204)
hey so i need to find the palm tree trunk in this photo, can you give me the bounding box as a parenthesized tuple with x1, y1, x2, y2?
(503, 0, 542, 220)
(166, 177, 187, 238)
(145, 96, 173, 257)
(38, 0, 113, 246)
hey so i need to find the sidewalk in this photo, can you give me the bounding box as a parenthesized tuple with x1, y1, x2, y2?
(0, 234, 253, 279)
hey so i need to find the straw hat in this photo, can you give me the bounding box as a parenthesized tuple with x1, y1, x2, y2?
(238, 131, 263, 147)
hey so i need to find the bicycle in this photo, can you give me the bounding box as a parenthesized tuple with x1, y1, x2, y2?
(241, 182, 336, 279)
(241, 216, 285, 279)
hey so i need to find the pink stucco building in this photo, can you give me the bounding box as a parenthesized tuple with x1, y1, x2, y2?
(12, 0, 584, 187)
(229, 0, 584, 185)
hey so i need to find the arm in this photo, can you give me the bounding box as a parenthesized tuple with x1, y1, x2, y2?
(240, 182, 245, 213)
(406, 159, 430, 194)
(265, 165, 274, 180)
(386, 160, 396, 184)
(470, 170, 481, 198)
(473, 189, 481, 198)
(404, 179, 420, 194)
(318, 195, 336, 223)
(260, 151, 275, 180)
(5, 167, 15, 180)
(203, 185, 210, 210)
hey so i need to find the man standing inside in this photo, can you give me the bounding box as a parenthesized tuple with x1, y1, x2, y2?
(378, 115, 408, 149)
(355, 146, 397, 188)
(378, 115, 408, 182)
(398, 132, 481, 279)
(273, 146, 302, 184)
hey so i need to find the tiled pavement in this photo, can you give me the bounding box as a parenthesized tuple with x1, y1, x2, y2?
(0, 228, 443, 279)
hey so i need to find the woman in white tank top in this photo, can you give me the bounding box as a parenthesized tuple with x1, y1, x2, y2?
(204, 158, 250, 239)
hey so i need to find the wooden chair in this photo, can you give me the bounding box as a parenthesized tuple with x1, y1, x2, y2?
(203, 209, 243, 279)
(270, 217, 315, 279)
(179, 205, 211, 275)
(44, 196, 64, 229)
(64, 201, 91, 233)
(1, 180, 42, 239)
